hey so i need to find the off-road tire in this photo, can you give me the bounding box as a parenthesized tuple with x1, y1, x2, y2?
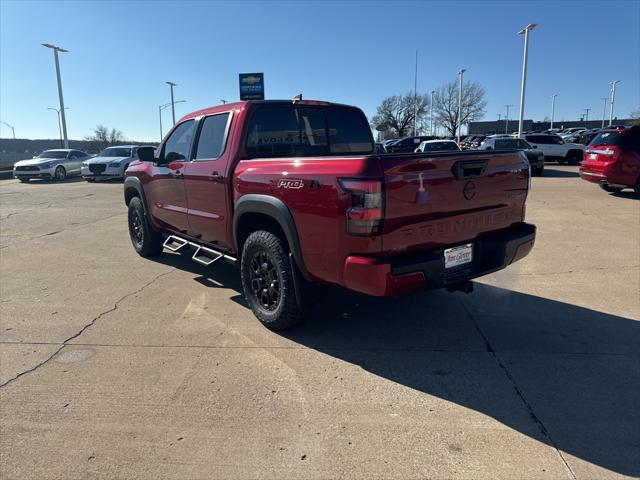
(600, 184, 623, 193)
(127, 196, 163, 257)
(240, 230, 306, 330)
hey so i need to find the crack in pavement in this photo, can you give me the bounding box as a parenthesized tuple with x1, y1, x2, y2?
(0, 212, 124, 249)
(460, 300, 578, 480)
(0, 268, 176, 389)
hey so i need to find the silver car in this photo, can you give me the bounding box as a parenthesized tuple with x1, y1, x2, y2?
(13, 149, 91, 182)
(81, 145, 141, 181)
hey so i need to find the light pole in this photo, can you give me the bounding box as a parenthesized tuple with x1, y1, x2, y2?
(47, 107, 68, 147)
(43, 44, 69, 148)
(516, 23, 537, 138)
(159, 100, 186, 141)
(457, 68, 465, 144)
(430, 90, 435, 135)
(504, 104, 513, 134)
(0, 121, 15, 139)
(600, 97, 608, 128)
(166, 81, 177, 125)
(609, 80, 620, 126)
(583, 108, 591, 126)
(550, 94, 557, 130)
(413, 50, 418, 136)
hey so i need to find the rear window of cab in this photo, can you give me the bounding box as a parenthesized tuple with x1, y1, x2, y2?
(244, 105, 374, 158)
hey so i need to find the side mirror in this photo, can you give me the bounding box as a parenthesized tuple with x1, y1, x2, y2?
(137, 146, 156, 163)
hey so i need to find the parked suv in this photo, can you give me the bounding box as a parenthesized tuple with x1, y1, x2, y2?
(521, 134, 585, 164)
(124, 100, 535, 329)
(13, 149, 90, 182)
(480, 137, 544, 175)
(579, 126, 640, 195)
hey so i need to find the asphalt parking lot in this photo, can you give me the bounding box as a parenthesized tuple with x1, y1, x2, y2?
(1, 168, 638, 480)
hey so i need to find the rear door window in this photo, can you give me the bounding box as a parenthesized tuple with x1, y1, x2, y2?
(195, 113, 231, 160)
(245, 105, 373, 158)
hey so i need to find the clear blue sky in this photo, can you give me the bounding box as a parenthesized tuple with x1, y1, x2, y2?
(1, 0, 638, 141)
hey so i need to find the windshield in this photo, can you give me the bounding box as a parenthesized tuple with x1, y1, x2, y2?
(100, 148, 132, 157)
(37, 150, 68, 159)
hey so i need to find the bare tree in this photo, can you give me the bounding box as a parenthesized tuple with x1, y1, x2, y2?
(433, 81, 487, 136)
(84, 125, 125, 151)
(371, 92, 430, 137)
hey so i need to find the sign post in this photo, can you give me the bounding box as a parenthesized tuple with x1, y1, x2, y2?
(239, 73, 265, 100)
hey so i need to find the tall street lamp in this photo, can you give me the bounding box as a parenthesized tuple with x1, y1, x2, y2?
(0, 121, 15, 139)
(457, 68, 465, 144)
(42, 43, 69, 148)
(166, 81, 177, 125)
(159, 100, 186, 141)
(47, 107, 69, 147)
(430, 90, 435, 135)
(550, 94, 557, 130)
(516, 23, 538, 138)
(504, 104, 513, 134)
(609, 80, 620, 126)
(583, 108, 591, 126)
(600, 97, 608, 128)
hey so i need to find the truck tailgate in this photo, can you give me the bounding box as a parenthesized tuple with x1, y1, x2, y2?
(378, 151, 529, 255)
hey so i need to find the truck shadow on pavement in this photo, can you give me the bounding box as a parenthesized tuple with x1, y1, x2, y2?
(152, 252, 639, 477)
(540, 167, 580, 178)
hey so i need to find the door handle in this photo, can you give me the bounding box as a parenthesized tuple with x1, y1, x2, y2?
(170, 170, 184, 178)
(211, 172, 223, 182)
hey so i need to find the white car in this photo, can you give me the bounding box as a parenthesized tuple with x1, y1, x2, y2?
(13, 149, 91, 182)
(519, 134, 585, 165)
(81, 145, 141, 181)
(414, 139, 460, 153)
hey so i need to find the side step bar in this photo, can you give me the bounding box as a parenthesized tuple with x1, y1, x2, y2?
(162, 235, 237, 266)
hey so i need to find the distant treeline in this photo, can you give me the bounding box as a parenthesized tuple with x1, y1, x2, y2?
(0, 138, 157, 155)
(0, 138, 159, 169)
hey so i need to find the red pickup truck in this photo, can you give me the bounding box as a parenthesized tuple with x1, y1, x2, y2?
(124, 100, 535, 329)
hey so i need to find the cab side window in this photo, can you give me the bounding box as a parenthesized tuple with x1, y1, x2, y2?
(163, 120, 195, 161)
(195, 113, 230, 160)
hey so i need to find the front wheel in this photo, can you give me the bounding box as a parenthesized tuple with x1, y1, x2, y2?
(127, 197, 163, 257)
(54, 166, 67, 181)
(240, 231, 306, 330)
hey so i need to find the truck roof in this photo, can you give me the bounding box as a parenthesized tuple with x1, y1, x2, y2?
(179, 99, 359, 122)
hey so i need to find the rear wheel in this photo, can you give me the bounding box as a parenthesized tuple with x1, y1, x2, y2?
(127, 196, 163, 257)
(240, 230, 306, 330)
(600, 184, 623, 193)
(634, 178, 640, 197)
(567, 150, 583, 165)
(54, 166, 67, 181)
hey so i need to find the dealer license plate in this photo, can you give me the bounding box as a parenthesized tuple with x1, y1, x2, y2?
(444, 244, 473, 269)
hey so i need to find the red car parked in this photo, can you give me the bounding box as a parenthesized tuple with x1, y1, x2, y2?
(580, 126, 640, 195)
(124, 100, 535, 329)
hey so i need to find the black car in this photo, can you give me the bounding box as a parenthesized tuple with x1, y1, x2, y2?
(385, 136, 438, 153)
(481, 137, 545, 176)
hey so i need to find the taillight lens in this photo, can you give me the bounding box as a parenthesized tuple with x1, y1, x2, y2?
(587, 146, 621, 161)
(339, 179, 383, 236)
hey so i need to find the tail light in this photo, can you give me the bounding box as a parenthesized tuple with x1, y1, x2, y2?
(587, 146, 622, 161)
(339, 179, 383, 236)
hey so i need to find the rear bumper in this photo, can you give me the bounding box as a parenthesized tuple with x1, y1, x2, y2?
(342, 223, 536, 297)
(579, 168, 606, 184)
